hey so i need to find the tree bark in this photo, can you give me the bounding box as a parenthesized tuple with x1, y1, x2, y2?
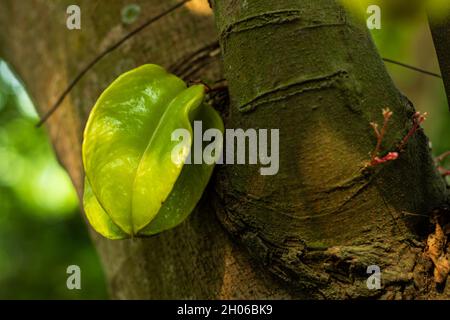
(0, 0, 449, 299)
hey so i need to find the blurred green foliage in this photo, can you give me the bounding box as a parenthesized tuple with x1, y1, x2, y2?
(0, 60, 107, 299)
(368, 10, 450, 176)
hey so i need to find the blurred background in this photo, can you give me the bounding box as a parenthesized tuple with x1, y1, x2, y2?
(0, 4, 448, 299)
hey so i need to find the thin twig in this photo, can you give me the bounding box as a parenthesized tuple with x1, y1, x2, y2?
(436, 151, 450, 177)
(436, 151, 450, 163)
(169, 40, 220, 75)
(370, 108, 392, 161)
(382, 57, 442, 79)
(182, 57, 216, 80)
(367, 108, 401, 167)
(36, 0, 191, 127)
(174, 48, 218, 79)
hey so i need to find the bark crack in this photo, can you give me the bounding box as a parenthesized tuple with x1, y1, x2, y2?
(239, 70, 349, 112)
(220, 9, 302, 40)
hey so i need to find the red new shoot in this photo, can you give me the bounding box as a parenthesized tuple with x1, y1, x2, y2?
(397, 111, 428, 151)
(369, 108, 399, 166)
(368, 108, 427, 167)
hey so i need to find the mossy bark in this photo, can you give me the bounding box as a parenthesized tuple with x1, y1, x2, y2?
(211, 0, 449, 298)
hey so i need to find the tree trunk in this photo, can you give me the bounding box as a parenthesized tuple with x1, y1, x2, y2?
(0, 0, 449, 299)
(210, 0, 449, 299)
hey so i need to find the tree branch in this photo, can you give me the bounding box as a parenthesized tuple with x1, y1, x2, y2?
(428, 14, 450, 111)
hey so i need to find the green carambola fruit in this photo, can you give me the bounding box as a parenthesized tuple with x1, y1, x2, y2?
(82, 64, 224, 239)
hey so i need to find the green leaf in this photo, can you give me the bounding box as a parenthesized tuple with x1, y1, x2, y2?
(82, 64, 223, 239)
